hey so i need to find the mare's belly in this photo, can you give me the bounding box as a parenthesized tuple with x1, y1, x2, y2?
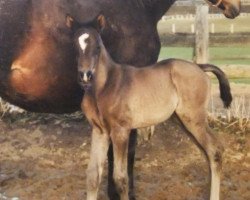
(7, 34, 82, 113)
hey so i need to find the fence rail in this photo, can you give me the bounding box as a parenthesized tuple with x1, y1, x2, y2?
(166, 23, 239, 34)
(161, 13, 250, 21)
(159, 13, 250, 34)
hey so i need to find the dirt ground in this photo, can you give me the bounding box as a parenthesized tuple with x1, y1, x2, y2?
(0, 84, 249, 200)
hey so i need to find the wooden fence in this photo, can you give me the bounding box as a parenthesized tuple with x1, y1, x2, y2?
(159, 5, 250, 64)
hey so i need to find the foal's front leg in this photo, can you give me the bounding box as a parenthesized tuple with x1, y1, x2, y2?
(87, 127, 110, 200)
(111, 127, 130, 200)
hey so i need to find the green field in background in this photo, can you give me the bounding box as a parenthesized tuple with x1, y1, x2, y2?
(159, 47, 250, 65)
(211, 78, 250, 84)
(226, 78, 250, 84)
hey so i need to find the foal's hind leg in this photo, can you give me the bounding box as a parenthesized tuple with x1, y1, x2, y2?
(110, 127, 130, 200)
(86, 127, 110, 200)
(176, 108, 224, 200)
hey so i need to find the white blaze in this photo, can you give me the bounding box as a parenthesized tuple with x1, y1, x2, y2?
(78, 33, 89, 52)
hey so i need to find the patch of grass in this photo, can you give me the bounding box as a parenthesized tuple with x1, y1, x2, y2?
(229, 78, 250, 84)
(159, 47, 193, 60)
(209, 95, 250, 136)
(209, 47, 250, 65)
(159, 46, 250, 65)
(211, 78, 250, 84)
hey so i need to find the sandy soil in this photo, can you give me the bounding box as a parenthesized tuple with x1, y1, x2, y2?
(0, 84, 249, 200)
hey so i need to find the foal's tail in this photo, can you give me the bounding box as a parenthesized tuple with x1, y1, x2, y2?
(198, 64, 232, 108)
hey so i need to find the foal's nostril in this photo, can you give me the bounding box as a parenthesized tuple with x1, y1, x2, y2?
(87, 71, 93, 81)
(78, 70, 93, 83)
(79, 71, 85, 80)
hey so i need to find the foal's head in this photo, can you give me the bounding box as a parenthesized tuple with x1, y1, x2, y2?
(207, 0, 241, 18)
(74, 28, 102, 87)
(66, 15, 106, 88)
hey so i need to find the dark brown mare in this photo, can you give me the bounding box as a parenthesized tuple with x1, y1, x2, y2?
(0, 0, 240, 199)
(74, 25, 232, 200)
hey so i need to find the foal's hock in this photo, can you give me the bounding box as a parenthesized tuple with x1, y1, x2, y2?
(75, 27, 232, 200)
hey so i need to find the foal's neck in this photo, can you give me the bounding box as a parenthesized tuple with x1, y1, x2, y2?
(94, 47, 115, 93)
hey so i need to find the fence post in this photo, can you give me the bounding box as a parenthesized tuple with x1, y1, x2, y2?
(230, 24, 234, 33)
(211, 23, 215, 34)
(172, 23, 176, 34)
(194, 4, 209, 64)
(191, 24, 195, 33)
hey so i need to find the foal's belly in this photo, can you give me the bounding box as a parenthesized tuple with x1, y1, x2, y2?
(131, 95, 178, 128)
(128, 77, 179, 129)
(127, 66, 178, 128)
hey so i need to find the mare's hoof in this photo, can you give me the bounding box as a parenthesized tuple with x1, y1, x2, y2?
(108, 191, 120, 200)
(137, 126, 155, 145)
(108, 196, 119, 200)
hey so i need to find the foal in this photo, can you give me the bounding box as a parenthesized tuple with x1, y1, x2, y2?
(75, 28, 232, 200)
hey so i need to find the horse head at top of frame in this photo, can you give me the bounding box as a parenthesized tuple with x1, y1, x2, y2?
(206, 0, 241, 18)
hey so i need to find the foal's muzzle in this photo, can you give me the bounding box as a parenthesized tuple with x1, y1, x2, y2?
(79, 70, 93, 83)
(224, 5, 240, 19)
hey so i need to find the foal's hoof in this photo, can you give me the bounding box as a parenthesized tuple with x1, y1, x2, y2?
(137, 126, 155, 145)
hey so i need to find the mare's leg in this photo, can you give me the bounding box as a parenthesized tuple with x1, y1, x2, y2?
(127, 129, 137, 200)
(108, 130, 137, 200)
(108, 143, 118, 200)
(86, 127, 110, 200)
(176, 107, 224, 200)
(110, 127, 130, 200)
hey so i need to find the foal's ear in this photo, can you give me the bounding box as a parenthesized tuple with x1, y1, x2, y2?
(66, 15, 80, 31)
(93, 14, 106, 32)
